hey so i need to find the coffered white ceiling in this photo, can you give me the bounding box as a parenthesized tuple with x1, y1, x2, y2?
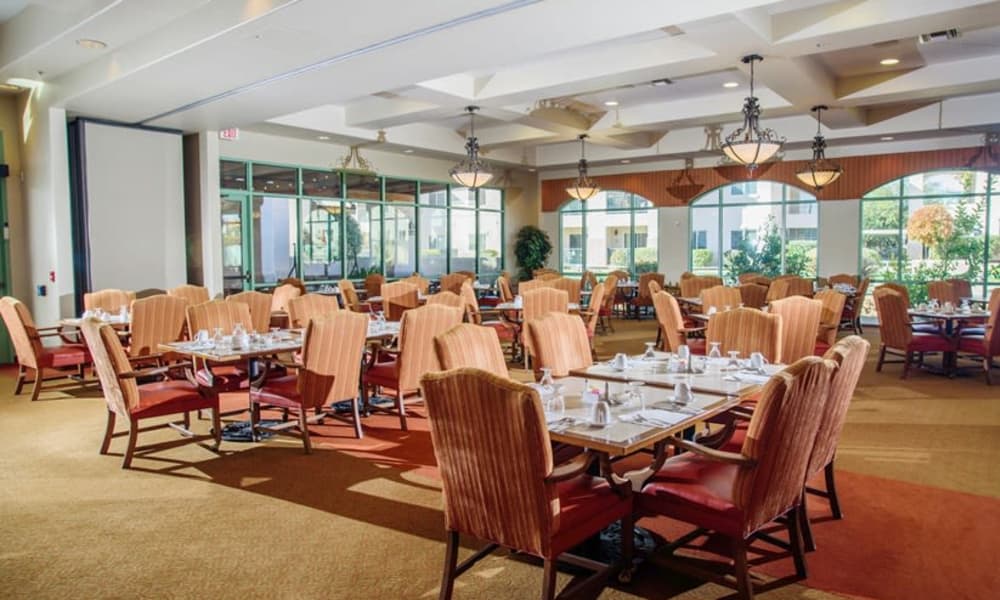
(2, 0, 1000, 169)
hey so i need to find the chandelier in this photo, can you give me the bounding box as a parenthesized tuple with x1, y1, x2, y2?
(796, 105, 843, 190)
(450, 106, 493, 188)
(566, 134, 600, 201)
(721, 54, 784, 171)
(338, 145, 376, 176)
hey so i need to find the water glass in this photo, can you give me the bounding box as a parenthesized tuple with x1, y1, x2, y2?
(727, 350, 740, 369)
(546, 384, 566, 417)
(677, 345, 691, 362)
(708, 342, 722, 360)
(539, 368, 555, 393)
(673, 380, 694, 406)
(643, 342, 657, 360)
(626, 381, 646, 409)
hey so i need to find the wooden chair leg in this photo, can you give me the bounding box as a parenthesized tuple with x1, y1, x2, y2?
(541, 559, 558, 600)
(800, 491, 816, 552)
(14, 365, 25, 395)
(732, 538, 754, 600)
(787, 505, 808, 579)
(876, 345, 886, 372)
(901, 351, 911, 379)
(100, 410, 116, 454)
(396, 389, 408, 431)
(825, 461, 843, 519)
(352, 397, 364, 439)
(211, 406, 222, 450)
(183, 411, 190, 430)
(29, 371, 42, 402)
(439, 530, 459, 600)
(122, 418, 139, 469)
(620, 513, 634, 575)
(298, 408, 312, 454)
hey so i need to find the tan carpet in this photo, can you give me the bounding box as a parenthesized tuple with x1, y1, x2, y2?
(0, 318, 996, 599)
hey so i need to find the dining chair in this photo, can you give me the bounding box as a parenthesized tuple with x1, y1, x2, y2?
(580, 270, 598, 292)
(80, 318, 220, 469)
(839, 277, 869, 335)
(525, 312, 592, 378)
(127, 295, 188, 367)
(167, 284, 210, 307)
(764, 279, 791, 304)
(227, 290, 272, 333)
(186, 300, 254, 391)
(957, 288, 1000, 384)
(364, 273, 385, 298)
(382, 282, 420, 321)
(362, 304, 464, 430)
(403, 274, 431, 295)
(876, 282, 909, 305)
(706, 306, 782, 363)
(947, 278, 973, 301)
(636, 356, 834, 599)
(252, 311, 370, 443)
(700, 285, 742, 312)
(338, 279, 369, 313)
(629, 272, 664, 318)
(679, 275, 722, 299)
(927, 280, 960, 306)
(828, 273, 859, 288)
(458, 281, 480, 321)
(580, 282, 606, 351)
(873, 286, 955, 378)
(270, 282, 303, 317)
(738, 283, 768, 310)
(521, 288, 570, 367)
(770, 295, 823, 363)
(434, 323, 510, 378)
(533, 268, 561, 280)
(813, 289, 847, 355)
(426, 290, 464, 309)
(875, 282, 938, 335)
(550, 277, 582, 305)
(421, 368, 633, 600)
(518, 278, 553, 293)
(0, 297, 90, 401)
(460, 281, 515, 350)
(651, 291, 705, 354)
(599, 273, 620, 331)
(737, 272, 762, 285)
(785, 277, 815, 298)
(496, 275, 514, 303)
(286, 293, 341, 329)
(84, 288, 136, 313)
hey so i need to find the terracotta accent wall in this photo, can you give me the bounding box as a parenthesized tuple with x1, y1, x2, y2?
(541, 146, 1000, 211)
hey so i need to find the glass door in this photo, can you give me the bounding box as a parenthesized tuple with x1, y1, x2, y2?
(250, 195, 298, 289)
(221, 195, 249, 294)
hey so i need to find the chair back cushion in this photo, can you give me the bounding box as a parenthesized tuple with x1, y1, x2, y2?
(287, 293, 341, 329)
(496, 276, 514, 302)
(364, 274, 385, 297)
(769, 296, 823, 363)
(652, 291, 687, 353)
(946, 278, 972, 301)
(737, 273, 761, 285)
(738, 283, 768, 309)
(459, 281, 480, 323)
(80, 319, 138, 417)
(636, 273, 665, 300)
(700, 285, 742, 311)
(526, 312, 592, 377)
(585, 283, 606, 336)
(680, 276, 722, 298)
(873, 287, 912, 349)
(735, 356, 834, 535)
(439, 273, 468, 295)
(518, 278, 553, 294)
(706, 307, 782, 363)
(339, 279, 363, 311)
(828, 273, 859, 287)
(397, 304, 464, 390)
(84, 289, 135, 312)
(876, 282, 910, 306)
(426, 291, 464, 309)
(129, 295, 187, 357)
(549, 277, 582, 304)
(386, 289, 420, 321)
(227, 290, 272, 333)
(167, 284, 210, 306)
(927, 280, 959, 306)
(381, 281, 419, 302)
(187, 300, 253, 335)
(814, 289, 847, 344)
(403, 274, 431, 295)
(298, 311, 369, 407)
(435, 323, 509, 378)
(765, 279, 791, 303)
(270, 283, 302, 314)
(421, 368, 555, 557)
(785, 277, 814, 298)
(810, 335, 870, 474)
(0, 297, 42, 368)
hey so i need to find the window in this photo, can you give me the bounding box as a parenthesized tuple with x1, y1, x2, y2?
(220, 160, 504, 286)
(558, 191, 659, 276)
(689, 182, 818, 282)
(861, 170, 998, 307)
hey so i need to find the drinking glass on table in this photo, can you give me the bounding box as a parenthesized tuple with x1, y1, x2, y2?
(539, 368, 554, 393)
(212, 327, 224, 348)
(626, 381, 646, 409)
(546, 383, 565, 417)
(708, 342, 722, 360)
(643, 342, 657, 360)
(673, 378, 693, 406)
(727, 350, 740, 370)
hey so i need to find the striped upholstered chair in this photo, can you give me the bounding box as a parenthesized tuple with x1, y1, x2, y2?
(364, 273, 385, 299)
(927, 280, 960, 306)
(425, 290, 464, 309)
(421, 368, 633, 600)
(186, 300, 254, 391)
(251, 311, 369, 443)
(652, 291, 705, 354)
(0, 297, 90, 401)
(434, 323, 510, 378)
(127, 295, 188, 367)
(84, 288, 135, 313)
(629, 272, 665, 317)
(785, 276, 815, 298)
(957, 288, 1000, 384)
(381, 281, 420, 321)
(521, 288, 569, 367)
(813, 289, 847, 355)
(764, 279, 791, 304)
(518, 278, 553, 294)
(873, 287, 954, 378)
(580, 281, 606, 348)
(738, 283, 768, 310)
(525, 312, 592, 378)
(402, 274, 431, 295)
(167, 284, 210, 307)
(770, 295, 823, 363)
(828, 273, 859, 287)
(362, 304, 463, 430)
(286, 293, 341, 329)
(706, 306, 782, 363)
(637, 357, 835, 598)
(700, 285, 742, 312)
(680, 275, 723, 299)
(227, 290, 272, 333)
(338, 279, 369, 313)
(81, 318, 220, 469)
(550, 277, 582, 305)
(439, 272, 468, 295)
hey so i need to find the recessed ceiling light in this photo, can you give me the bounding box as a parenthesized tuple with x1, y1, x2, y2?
(880, 58, 900, 66)
(604, 100, 619, 107)
(723, 81, 739, 88)
(76, 39, 107, 50)
(880, 136, 894, 141)
(620, 159, 631, 164)
(317, 135, 330, 140)
(403, 149, 414, 154)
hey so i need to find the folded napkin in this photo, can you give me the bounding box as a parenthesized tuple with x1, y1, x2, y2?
(630, 409, 690, 426)
(735, 372, 771, 384)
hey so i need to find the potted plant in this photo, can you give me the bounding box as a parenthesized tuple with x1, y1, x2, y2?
(514, 225, 553, 281)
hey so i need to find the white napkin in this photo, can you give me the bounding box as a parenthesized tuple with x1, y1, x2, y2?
(735, 372, 771, 384)
(632, 409, 690, 425)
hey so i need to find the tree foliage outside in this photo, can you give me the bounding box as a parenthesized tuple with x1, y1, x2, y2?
(721, 216, 815, 284)
(514, 225, 553, 281)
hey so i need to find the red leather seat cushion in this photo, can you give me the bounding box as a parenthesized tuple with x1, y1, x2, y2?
(251, 374, 302, 409)
(958, 336, 990, 356)
(814, 340, 831, 356)
(907, 334, 955, 353)
(134, 380, 215, 419)
(39, 344, 90, 368)
(478, 297, 500, 307)
(549, 476, 632, 558)
(195, 365, 246, 392)
(637, 453, 745, 538)
(721, 426, 747, 453)
(364, 361, 418, 396)
(687, 338, 707, 355)
(483, 321, 515, 342)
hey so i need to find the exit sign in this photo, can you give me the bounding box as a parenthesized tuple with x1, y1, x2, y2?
(219, 128, 240, 141)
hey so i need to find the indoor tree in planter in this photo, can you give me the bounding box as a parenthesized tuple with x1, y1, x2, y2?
(514, 225, 553, 281)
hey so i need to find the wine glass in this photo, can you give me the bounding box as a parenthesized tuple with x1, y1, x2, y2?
(708, 342, 722, 360)
(626, 381, 646, 409)
(546, 383, 565, 417)
(727, 350, 741, 370)
(643, 342, 657, 360)
(539, 368, 554, 393)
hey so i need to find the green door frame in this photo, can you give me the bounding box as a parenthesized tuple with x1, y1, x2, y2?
(0, 132, 12, 362)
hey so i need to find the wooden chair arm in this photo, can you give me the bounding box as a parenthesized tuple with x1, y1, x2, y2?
(119, 365, 172, 380)
(680, 326, 705, 334)
(546, 450, 596, 483)
(667, 437, 756, 467)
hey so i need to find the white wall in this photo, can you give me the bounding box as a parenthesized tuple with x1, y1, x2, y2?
(83, 122, 186, 292)
(818, 200, 860, 277)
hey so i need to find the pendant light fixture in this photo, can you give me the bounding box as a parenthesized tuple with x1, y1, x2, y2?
(450, 106, 493, 188)
(721, 54, 785, 171)
(796, 105, 843, 190)
(566, 134, 600, 201)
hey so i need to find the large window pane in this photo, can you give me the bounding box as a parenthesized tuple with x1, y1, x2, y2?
(301, 199, 342, 282)
(450, 209, 477, 272)
(561, 212, 584, 274)
(450, 187, 475, 208)
(721, 204, 785, 281)
(420, 182, 448, 206)
(478, 211, 502, 278)
(419, 205, 448, 277)
(221, 160, 247, 190)
(633, 203, 659, 273)
(302, 170, 338, 197)
(252, 195, 297, 285)
(385, 178, 417, 203)
(344, 202, 381, 278)
(385, 204, 416, 277)
(221, 197, 244, 294)
(690, 207, 720, 276)
(345, 173, 380, 201)
(588, 209, 624, 275)
(480, 188, 502, 210)
(861, 199, 901, 280)
(990, 195, 1000, 286)
(252, 164, 297, 195)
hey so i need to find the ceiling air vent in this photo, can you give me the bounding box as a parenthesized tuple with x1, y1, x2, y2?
(919, 29, 960, 44)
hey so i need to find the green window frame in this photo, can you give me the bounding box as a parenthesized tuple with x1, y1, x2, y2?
(557, 190, 659, 276)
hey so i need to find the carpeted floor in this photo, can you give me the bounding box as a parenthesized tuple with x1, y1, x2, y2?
(1, 318, 997, 599)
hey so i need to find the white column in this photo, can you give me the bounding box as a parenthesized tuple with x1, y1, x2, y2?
(659, 206, 689, 282)
(818, 200, 860, 276)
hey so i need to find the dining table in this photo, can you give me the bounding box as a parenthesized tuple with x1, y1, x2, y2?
(906, 306, 990, 375)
